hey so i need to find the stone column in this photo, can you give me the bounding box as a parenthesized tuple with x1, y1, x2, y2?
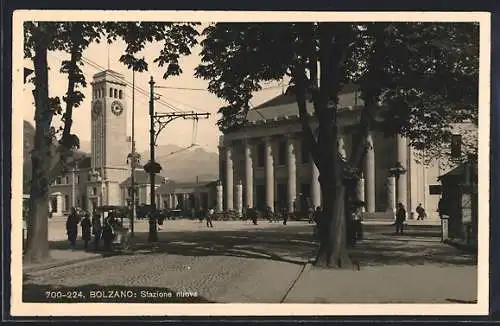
(168, 194, 174, 209)
(56, 194, 63, 215)
(216, 181, 223, 213)
(225, 146, 234, 211)
(387, 175, 396, 218)
(264, 137, 274, 212)
(311, 161, 321, 209)
(244, 139, 254, 209)
(357, 173, 366, 212)
(396, 135, 408, 210)
(173, 193, 178, 209)
(287, 136, 297, 213)
(48, 198, 52, 213)
(338, 134, 347, 161)
(364, 132, 376, 213)
(235, 180, 243, 217)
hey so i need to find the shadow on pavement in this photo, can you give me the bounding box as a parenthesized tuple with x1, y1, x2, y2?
(23, 275, 213, 303)
(44, 224, 476, 268)
(130, 226, 317, 265)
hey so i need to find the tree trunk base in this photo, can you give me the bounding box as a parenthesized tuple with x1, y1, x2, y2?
(23, 251, 52, 265)
(314, 252, 360, 270)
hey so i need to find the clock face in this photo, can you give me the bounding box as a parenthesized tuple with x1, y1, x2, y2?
(92, 101, 102, 120)
(111, 101, 123, 116)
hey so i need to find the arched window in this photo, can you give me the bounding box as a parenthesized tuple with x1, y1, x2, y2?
(119, 90, 123, 99)
(109, 88, 113, 97)
(114, 89, 118, 98)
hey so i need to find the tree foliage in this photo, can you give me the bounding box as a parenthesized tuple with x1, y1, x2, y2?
(23, 21, 200, 263)
(196, 22, 479, 268)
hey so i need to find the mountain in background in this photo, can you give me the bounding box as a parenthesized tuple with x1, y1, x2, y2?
(23, 121, 219, 189)
(139, 144, 219, 182)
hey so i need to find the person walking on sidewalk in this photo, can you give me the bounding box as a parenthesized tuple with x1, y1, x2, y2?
(102, 217, 115, 252)
(416, 203, 427, 220)
(395, 202, 407, 235)
(80, 213, 92, 250)
(206, 207, 214, 228)
(92, 214, 102, 251)
(282, 206, 289, 225)
(66, 207, 79, 249)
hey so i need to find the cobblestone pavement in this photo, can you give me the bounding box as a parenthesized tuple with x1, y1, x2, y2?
(22, 222, 477, 304)
(23, 223, 314, 303)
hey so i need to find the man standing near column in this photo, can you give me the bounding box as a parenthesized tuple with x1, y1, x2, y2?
(287, 135, 297, 215)
(225, 145, 234, 211)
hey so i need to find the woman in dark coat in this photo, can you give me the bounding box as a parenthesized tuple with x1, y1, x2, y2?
(66, 208, 79, 249)
(80, 214, 92, 250)
(101, 217, 115, 252)
(92, 214, 102, 250)
(395, 202, 407, 235)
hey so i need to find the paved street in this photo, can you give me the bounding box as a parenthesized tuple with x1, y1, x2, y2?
(23, 220, 477, 303)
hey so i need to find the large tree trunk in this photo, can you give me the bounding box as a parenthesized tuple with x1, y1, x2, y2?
(314, 158, 352, 268)
(24, 24, 52, 264)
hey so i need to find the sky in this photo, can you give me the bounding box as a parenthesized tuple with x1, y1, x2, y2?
(22, 27, 286, 154)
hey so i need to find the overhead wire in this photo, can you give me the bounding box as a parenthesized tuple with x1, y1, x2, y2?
(48, 52, 200, 159)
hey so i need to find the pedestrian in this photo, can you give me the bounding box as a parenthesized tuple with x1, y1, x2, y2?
(395, 202, 407, 235)
(308, 206, 315, 224)
(312, 206, 322, 238)
(102, 217, 115, 252)
(282, 207, 289, 225)
(416, 203, 426, 220)
(92, 214, 102, 250)
(206, 207, 214, 228)
(243, 205, 249, 222)
(250, 208, 258, 225)
(265, 206, 273, 223)
(198, 207, 205, 223)
(352, 204, 363, 241)
(80, 213, 92, 250)
(66, 207, 79, 249)
(438, 197, 448, 219)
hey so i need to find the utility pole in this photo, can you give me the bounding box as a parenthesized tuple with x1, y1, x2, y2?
(148, 76, 158, 242)
(130, 69, 136, 237)
(144, 76, 210, 242)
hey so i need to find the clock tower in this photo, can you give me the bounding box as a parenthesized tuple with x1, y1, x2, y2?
(89, 70, 130, 207)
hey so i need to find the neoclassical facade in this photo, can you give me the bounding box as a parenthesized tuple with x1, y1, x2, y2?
(217, 87, 466, 220)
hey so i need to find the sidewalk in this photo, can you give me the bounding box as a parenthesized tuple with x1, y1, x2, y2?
(283, 231, 477, 303)
(23, 249, 103, 273)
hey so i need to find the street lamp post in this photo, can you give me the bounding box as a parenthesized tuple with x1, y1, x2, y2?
(389, 161, 407, 207)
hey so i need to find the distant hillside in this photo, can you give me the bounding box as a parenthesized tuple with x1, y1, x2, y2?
(23, 121, 90, 192)
(139, 145, 219, 183)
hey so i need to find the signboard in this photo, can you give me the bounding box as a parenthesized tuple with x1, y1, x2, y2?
(461, 193, 472, 223)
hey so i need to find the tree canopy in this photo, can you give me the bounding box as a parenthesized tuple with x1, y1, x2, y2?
(23, 21, 200, 263)
(196, 22, 479, 268)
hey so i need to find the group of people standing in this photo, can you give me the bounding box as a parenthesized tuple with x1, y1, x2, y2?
(65, 208, 118, 252)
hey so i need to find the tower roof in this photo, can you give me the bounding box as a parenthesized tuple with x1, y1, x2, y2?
(92, 69, 127, 86)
